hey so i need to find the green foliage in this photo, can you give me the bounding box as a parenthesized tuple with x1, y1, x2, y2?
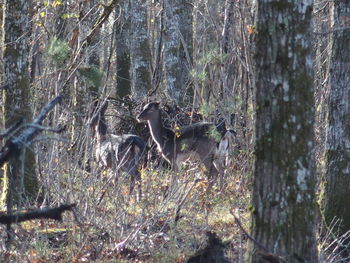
(208, 126, 221, 143)
(190, 47, 227, 85)
(77, 66, 104, 88)
(198, 47, 227, 67)
(199, 102, 216, 118)
(61, 13, 79, 20)
(189, 69, 207, 84)
(46, 37, 70, 67)
(180, 140, 188, 151)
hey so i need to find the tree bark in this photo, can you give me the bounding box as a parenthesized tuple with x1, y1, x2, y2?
(163, 0, 193, 105)
(249, 1, 317, 262)
(1, 0, 39, 208)
(130, 0, 152, 99)
(115, 1, 132, 98)
(321, 0, 350, 237)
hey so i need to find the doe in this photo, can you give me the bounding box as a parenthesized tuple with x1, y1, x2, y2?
(90, 100, 146, 200)
(137, 102, 233, 188)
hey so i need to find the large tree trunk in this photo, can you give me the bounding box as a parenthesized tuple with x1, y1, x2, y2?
(321, 0, 350, 237)
(249, 1, 317, 262)
(130, 0, 152, 99)
(163, 0, 193, 105)
(1, 0, 39, 208)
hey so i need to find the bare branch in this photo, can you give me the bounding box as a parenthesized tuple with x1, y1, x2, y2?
(26, 124, 66, 133)
(0, 119, 23, 139)
(231, 210, 288, 263)
(0, 204, 76, 225)
(0, 95, 63, 167)
(63, 0, 120, 90)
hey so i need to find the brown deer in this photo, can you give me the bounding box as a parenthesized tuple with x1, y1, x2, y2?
(137, 102, 234, 187)
(90, 100, 146, 200)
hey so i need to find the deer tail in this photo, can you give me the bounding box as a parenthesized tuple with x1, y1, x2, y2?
(216, 129, 236, 158)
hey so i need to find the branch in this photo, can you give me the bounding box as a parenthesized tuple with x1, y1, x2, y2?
(0, 119, 23, 139)
(86, 0, 120, 45)
(231, 210, 288, 263)
(63, 0, 120, 90)
(314, 26, 350, 35)
(0, 95, 63, 167)
(0, 204, 76, 225)
(27, 124, 66, 133)
(12, 95, 63, 145)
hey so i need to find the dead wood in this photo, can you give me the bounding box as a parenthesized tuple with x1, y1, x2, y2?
(0, 204, 75, 225)
(0, 95, 63, 167)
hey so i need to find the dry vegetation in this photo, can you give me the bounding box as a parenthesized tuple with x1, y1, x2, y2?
(0, 108, 252, 262)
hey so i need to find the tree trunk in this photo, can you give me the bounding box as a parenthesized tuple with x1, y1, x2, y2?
(130, 0, 152, 99)
(249, 1, 317, 262)
(163, 0, 193, 105)
(1, 0, 39, 208)
(321, 0, 350, 237)
(115, 1, 131, 98)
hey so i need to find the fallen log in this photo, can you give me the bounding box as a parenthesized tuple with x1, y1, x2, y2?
(0, 204, 76, 225)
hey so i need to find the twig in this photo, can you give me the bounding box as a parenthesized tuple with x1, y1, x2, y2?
(231, 210, 288, 263)
(62, 0, 120, 90)
(26, 124, 66, 133)
(314, 26, 350, 35)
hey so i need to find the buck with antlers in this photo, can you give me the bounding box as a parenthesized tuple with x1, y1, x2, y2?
(137, 102, 234, 187)
(90, 100, 146, 200)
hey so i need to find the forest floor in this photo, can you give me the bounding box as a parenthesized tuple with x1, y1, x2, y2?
(0, 152, 347, 262)
(0, 152, 252, 262)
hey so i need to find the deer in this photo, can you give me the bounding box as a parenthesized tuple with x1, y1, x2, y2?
(90, 100, 146, 201)
(137, 102, 234, 189)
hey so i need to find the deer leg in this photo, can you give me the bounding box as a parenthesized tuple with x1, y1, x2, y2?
(202, 156, 219, 190)
(136, 171, 142, 202)
(213, 158, 225, 190)
(129, 174, 134, 195)
(128, 168, 142, 202)
(111, 155, 119, 186)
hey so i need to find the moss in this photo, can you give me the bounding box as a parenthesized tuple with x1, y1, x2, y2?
(270, 200, 278, 207)
(0, 149, 39, 208)
(320, 149, 350, 235)
(116, 52, 131, 98)
(269, 1, 293, 11)
(1, 71, 39, 207)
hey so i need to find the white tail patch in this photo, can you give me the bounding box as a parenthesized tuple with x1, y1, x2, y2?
(216, 131, 233, 156)
(215, 129, 236, 169)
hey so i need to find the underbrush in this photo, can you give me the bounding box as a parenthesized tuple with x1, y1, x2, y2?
(1, 153, 344, 262)
(0, 156, 251, 262)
